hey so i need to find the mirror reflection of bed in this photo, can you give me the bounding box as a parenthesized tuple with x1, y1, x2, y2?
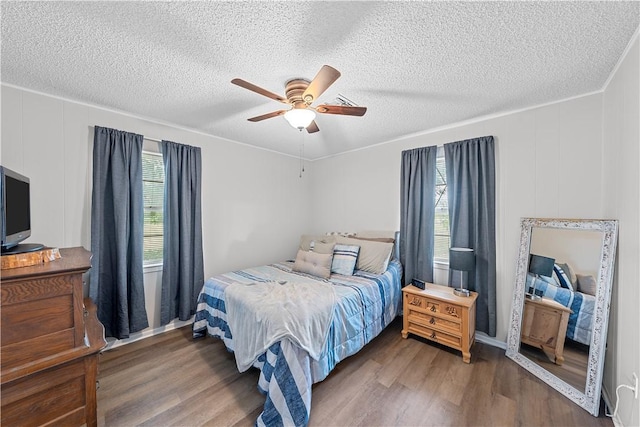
(521, 227, 603, 392)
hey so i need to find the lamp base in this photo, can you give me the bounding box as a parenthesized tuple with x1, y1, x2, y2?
(453, 288, 471, 297)
(525, 293, 542, 301)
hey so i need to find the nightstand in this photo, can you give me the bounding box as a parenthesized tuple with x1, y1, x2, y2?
(521, 297, 571, 365)
(402, 283, 477, 363)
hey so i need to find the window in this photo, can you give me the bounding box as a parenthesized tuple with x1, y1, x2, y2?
(434, 153, 450, 261)
(142, 151, 164, 265)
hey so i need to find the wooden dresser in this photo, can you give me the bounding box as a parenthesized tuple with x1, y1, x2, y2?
(1, 247, 106, 427)
(521, 296, 571, 365)
(402, 283, 477, 363)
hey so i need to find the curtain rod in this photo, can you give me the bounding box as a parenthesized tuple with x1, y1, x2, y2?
(144, 137, 162, 143)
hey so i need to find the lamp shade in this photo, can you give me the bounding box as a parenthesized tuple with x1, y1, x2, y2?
(284, 108, 316, 129)
(449, 247, 475, 272)
(528, 254, 555, 277)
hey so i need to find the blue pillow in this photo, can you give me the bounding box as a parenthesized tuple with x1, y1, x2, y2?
(331, 244, 360, 276)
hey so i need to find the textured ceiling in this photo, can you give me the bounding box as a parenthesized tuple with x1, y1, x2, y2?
(2, 1, 639, 160)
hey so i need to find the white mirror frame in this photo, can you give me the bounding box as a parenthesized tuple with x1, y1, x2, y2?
(505, 218, 618, 416)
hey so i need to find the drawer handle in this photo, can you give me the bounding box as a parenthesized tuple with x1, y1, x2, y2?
(446, 306, 459, 318)
(430, 305, 436, 312)
(430, 332, 437, 339)
(409, 297, 421, 306)
(429, 317, 436, 325)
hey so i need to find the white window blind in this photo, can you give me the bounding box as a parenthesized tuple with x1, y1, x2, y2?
(434, 155, 450, 261)
(142, 151, 164, 265)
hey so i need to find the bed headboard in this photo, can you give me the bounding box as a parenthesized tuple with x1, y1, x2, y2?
(394, 231, 400, 260)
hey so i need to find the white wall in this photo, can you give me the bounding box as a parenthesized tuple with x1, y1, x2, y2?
(0, 85, 313, 341)
(311, 94, 604, 343)
(602, 34, 640, 427)
(530, 228, 603, 277)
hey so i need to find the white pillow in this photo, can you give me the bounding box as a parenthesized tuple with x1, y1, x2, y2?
(325, 231, 357, 237)
(292, 250, 333, 279)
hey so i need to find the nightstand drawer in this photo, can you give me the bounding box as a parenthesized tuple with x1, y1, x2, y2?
(407, 309, 461, 333)
(407, 323, 461, 349)
(405, 293, 427, 309)
(405, 293, 463, 322)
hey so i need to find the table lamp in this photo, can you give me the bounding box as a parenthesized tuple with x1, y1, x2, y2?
(449, 247, 475, 297)
(527, 254, 555, 300)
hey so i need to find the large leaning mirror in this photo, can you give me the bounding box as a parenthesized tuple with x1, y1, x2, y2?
(506, 218, 618, 416)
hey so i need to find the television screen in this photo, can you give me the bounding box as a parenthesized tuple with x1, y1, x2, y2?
(5, 173, 30, 236)
(1, 166, 34, 252)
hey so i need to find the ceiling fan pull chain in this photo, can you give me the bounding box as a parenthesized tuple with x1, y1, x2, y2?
(299, 133, 303, 178)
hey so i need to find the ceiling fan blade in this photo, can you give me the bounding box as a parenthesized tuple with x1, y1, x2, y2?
(231, 78, 288, 103)
(302, 65, 341, 104)
(247, 110, 287, 122)
(306, 120, 320, 134)
(315, 105, 367, 116)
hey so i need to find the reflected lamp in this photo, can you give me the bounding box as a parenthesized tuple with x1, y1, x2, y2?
(527, 254, 555, 300)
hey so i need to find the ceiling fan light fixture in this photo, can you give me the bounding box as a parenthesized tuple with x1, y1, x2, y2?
(284, 108, 316, 130)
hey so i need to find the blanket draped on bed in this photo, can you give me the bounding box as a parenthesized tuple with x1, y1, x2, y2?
(193, 259, 403, 427)
(225, 281, 336, 372)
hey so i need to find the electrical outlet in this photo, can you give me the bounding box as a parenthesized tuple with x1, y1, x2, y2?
(633, 373, 638, 399)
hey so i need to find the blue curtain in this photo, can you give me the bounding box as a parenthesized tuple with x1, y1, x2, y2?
(160, 140, 204, 325)
(400, 146, 438, 285)
(90, 126, 149, 339)
(444, 136, 496, 336)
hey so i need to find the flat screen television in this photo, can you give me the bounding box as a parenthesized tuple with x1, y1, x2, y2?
(1, 166, 43, 254)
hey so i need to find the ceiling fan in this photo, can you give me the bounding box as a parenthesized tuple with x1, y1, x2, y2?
(231, 65, 367, 133)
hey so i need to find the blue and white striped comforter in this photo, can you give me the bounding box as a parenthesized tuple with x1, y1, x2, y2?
(193, 259, 403, 426)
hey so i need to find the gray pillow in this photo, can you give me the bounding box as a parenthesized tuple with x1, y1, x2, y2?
(557, 262, 577, 287)
(576, 274, 597, 296)
(309, 241, 335, 255)
(299, 234, 336, 251)
(335, 236, 393, 275)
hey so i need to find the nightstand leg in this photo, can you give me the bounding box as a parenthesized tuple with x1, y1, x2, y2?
(462, 351, 471, 363)
(401, 330, 408, 339)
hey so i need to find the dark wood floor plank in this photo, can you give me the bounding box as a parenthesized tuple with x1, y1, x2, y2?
(97, 318, 613, 427)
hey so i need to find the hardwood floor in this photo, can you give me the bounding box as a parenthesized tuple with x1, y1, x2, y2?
(97, 318, 613, 426)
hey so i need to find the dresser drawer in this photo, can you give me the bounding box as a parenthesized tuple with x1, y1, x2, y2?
(407, 322, 462, 349)
(407, 309, 461, 333)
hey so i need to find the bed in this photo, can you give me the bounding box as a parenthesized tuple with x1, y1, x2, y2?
(192, 233, 402, 426)
(525, 265, 596, 346)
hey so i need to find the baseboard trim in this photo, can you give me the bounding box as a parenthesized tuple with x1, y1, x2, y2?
(103, 318, 194, 350)
(475, 332, 507, 350)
